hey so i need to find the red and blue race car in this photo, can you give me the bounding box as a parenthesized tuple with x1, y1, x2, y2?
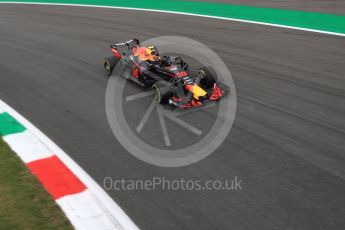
(103, 39, 226, 109)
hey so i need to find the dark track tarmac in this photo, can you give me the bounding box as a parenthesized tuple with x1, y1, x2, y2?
(1, 4, 345, 230)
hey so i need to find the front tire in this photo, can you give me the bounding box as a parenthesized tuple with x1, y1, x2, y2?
(198, 66, 217, 89)
(152, 82, 171, 104)
(104, 56, 120, 76)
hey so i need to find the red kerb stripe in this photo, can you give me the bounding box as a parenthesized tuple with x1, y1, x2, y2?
(27, 155, 86, 200)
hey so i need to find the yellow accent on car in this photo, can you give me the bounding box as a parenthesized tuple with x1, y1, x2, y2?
(192, 85, 207, 100)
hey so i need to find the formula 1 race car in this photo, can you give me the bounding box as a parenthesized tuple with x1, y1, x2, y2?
(103, 39, 227, 109)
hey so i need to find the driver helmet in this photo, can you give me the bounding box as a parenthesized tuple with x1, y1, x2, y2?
(147, 45, 159, 56)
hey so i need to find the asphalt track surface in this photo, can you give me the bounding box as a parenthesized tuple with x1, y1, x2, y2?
(1, 4, 345, 230)
(192, 0, 345, 15)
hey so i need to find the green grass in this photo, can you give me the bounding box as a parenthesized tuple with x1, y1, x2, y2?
(0, 138, 73, 230)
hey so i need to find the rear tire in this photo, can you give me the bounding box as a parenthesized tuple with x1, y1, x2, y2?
(198, 66, 217, 89)
(152, 81, 171, 104)
(104, 56, 120, 76)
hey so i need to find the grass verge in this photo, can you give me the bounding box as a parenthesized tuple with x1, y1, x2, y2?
(0, 138, 73, 230)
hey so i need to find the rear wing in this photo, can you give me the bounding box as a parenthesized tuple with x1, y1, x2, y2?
(110, 39, 140, 49)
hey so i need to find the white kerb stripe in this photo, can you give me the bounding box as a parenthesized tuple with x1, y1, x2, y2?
(56, 189, 123, 230)
(3, 130, 54, 163)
